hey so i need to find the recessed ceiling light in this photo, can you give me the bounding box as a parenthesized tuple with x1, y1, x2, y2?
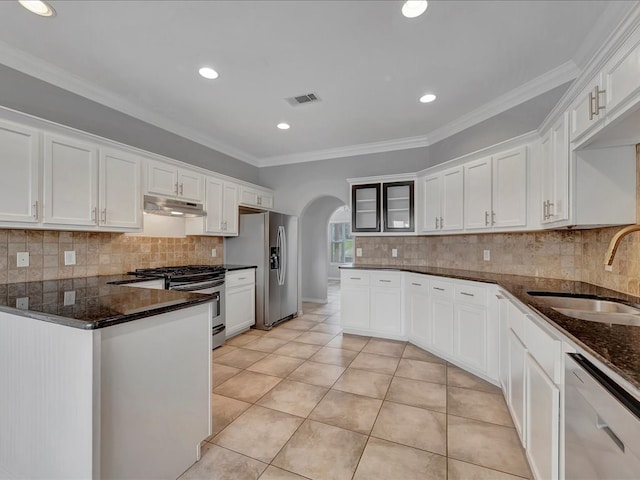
(277, 123, 291, 130)
(402, 0, 428, 18)
(420, 93, 436, 103)
(18, 0, 55, 17)
(198, 67, 219, 80)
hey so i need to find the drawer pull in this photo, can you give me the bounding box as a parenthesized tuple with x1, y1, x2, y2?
(496, 294, 503, 300)
(433, 287, 445, 291)
(411, 282, 422, 286)
(460, 292, 475, 297)
(350, 277, 361, 280)
(238, 277, 246, 280)
(379, 279, 392, 283)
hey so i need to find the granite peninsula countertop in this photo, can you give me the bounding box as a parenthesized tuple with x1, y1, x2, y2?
(341, 264, 640, 391)
(0, 275, 214, 330)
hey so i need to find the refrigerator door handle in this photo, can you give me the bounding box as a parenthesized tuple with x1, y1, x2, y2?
(279, 225, 287, 286)
(276, 226, 283, 285)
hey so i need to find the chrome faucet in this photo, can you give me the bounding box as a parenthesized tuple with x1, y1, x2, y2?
(604, 224, 640, 270)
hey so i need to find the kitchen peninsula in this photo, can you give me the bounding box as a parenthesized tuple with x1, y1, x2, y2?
(0, 275, 215, 479)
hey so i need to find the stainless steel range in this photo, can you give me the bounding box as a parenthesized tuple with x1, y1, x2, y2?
(129, 265, 226, 349)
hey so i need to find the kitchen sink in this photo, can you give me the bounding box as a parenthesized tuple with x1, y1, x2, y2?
(528, 292, 640, 326)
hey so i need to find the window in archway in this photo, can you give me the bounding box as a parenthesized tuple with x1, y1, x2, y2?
(329, 207, 353, 264)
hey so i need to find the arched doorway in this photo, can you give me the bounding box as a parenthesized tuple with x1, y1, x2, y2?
(299, 195, 346, 306)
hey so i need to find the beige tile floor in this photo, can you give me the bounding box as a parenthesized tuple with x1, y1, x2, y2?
(180, 281, 531, 480)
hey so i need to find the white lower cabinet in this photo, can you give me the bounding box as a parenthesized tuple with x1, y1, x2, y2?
(526, 354, 560, 480)
(502, 295, 562, 480)
(405, 274, 430, 346)
(341, 270, 402, 338)
(430, 295, 455, 356)
(225, 270, 256, 337)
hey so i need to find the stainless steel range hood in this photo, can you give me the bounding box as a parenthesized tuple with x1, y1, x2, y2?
(143, 195, 206, 217)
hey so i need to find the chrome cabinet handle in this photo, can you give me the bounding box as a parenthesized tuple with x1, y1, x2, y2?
(435, 217, 439, 229)
(101, 209, 107, 224)
(485, 211, 489, 226)
(257, 196, 262, 205)
(496, 294, 504, 300)
(588, 91, 595, 120)
(597, 416, 624, 452)
(33, 201, 39, 221)
(433, 287, 445, 291)
(411, 282, 422, 286)
(547, 201, 554, 218)
(594, 86, 606, 115)
(460, 292, 475, 297)
(491, 211, 496, 226)
(180, 183, 184, 195)
(350, 277, 361, 280)
(92, 207, 98, 224)
(174, 183, 179, 195)
(543, 200, 548, 220)
(440, 216, 444, 229)
(379, 279, 391, 283)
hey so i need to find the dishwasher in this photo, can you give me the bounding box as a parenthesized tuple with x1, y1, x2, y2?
(564, 353, 640, 479)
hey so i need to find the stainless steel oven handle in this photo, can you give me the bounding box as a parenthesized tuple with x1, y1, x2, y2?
(170, 282, 224, 292)
(212, 324, 225, 335)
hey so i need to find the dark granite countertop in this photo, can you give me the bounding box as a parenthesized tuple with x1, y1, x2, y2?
(223, 265, 258, 271)
(341, 264, 640, 391)
(0, 275, 214, 330)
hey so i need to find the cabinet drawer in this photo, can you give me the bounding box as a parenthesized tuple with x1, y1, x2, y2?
(226, 270, 255, 288)
(430, 279, 454, 298)
(454, 284, 487, 306)
(372, 272, 401, 288)
(524, 316, 561, 382)
(341, 270, 370, 286)
(405, 273, 429, 294)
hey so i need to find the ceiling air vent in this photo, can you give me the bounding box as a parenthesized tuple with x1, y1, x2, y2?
(286, 93, 321, 106)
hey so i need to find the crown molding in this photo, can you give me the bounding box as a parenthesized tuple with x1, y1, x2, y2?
(0, 40, 260, 166)
(258, 135, 430, 167)
(424, 61, 579, 147)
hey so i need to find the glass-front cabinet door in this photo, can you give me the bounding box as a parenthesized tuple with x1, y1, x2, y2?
(383, 181, 414, 232)
(351, 183, 380, 232)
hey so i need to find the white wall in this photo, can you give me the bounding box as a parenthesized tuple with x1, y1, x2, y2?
(300, 196, 344, 303)
(328, 206, 352, 279)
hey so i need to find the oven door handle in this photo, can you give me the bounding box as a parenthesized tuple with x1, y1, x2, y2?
(170, 282, 224, 292)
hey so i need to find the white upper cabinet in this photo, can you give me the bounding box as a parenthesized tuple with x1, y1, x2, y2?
(147, 160, 203, 202)
(420, 167, 463, 233)
(492, 147, 527, 228)
(603, 24, 640, 122)
(570, 73, 606, 145)
(464, 148, 527, 231)
(0, 120, 40, 223)
(99, 148, 142, 229)
(186, 176, 239, 236)
(43, 133, 99, 227)
(463, 157, 492, 230)
(239, 184, 274, 210)
(541, 115, 569, 225)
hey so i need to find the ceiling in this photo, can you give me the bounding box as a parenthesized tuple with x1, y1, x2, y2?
(0, 1, 632, 166)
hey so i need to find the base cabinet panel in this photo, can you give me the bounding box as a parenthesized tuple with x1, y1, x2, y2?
(370, 287, 402, 335)
(454, 304, 488, 372)
(341, 286, 370, 330)
(407, 289, 431, 346)
(225, 271, 256, 337)
(508, 330, 527, 444)
(526, 355, 560, 480)
(431, 298, 455, 356)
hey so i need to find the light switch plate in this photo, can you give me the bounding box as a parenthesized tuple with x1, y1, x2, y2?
(64, 290, 76, 306)
(211, 248, 217, 257)
(483, 250, 491, 261)
(17, 252, 29, 267)
(64, 251, 76, 266)
(356, 248, 362, 257)
(392, 248, 398, 258)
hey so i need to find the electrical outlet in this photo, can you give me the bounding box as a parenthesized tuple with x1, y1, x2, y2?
(356, 248, 362, 257)
(391, 248, 398, 258)
(16, 297, 29, 310)
(64, 290, 76, 306)
(483, 250, 491, 261)
(17, 252, 29, 267)
(211, 248, 217, 257)
(64, 251, 76, 266)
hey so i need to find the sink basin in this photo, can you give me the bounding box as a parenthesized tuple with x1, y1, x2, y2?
(527, 292, 640, 326)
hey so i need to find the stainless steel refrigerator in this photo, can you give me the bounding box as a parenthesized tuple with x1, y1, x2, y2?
(225, 212, 298, 330)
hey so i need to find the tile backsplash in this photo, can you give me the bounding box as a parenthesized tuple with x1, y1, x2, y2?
(0, 230, 222, 284)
